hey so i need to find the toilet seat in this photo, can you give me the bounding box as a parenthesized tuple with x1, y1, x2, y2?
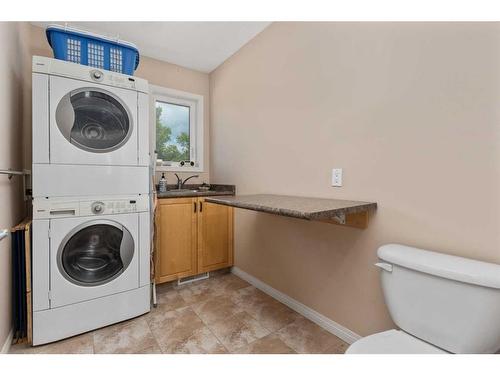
(346, 329, 448, 354)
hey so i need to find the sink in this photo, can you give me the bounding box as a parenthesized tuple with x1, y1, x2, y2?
(157, 187, 223, 196)
(167, 189, 199, 193)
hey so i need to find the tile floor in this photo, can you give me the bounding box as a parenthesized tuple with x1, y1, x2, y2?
(10, 271, 348, 354)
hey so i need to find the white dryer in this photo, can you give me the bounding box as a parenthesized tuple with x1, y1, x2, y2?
(31, 55, 150, 197)
(32, 55, 149, 167)
(32, 194, 150, 345)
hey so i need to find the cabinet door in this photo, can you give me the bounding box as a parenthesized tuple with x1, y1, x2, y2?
(197, 197, 234, 273)
(155, 197, 198, 283)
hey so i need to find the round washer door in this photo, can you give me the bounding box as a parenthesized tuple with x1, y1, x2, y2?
(55, 88, 133, 153)
(57, 220, 135, 286)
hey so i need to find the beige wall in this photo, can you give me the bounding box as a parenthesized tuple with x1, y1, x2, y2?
(210, 22, 500, 336)
(29, 24, 211, 185)
(0, 22, 30, 349)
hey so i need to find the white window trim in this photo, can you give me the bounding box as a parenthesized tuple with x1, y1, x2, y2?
(150, 84, 204, 172)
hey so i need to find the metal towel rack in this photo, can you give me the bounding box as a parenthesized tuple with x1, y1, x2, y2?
(0, 168, 32, 201)
(0, 169, 29, 180)
(0, 169, 32, 241)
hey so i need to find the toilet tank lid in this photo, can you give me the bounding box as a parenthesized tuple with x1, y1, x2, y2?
(378, 244, 500, 289)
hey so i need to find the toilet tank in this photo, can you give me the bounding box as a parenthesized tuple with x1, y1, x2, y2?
(377, 244, 500, 354)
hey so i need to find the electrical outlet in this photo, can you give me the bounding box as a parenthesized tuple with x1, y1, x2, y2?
(332, 168, 342, 187)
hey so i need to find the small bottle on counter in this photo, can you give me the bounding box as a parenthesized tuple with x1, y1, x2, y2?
(158, 173, 167, 193)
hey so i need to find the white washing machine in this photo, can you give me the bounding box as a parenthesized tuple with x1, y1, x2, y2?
(32, 194, 150, 345)
(32, 55, 150, 198)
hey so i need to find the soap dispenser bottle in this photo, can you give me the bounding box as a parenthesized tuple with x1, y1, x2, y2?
(158, 173, 167, 193)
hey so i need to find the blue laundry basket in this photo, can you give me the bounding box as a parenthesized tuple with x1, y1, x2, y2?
(46, 25, 140, 75)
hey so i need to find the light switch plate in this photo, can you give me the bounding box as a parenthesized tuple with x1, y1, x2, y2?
(332, 168, 342, 187)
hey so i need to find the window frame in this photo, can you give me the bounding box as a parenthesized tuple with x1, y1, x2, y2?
(150, 85, 204, 172)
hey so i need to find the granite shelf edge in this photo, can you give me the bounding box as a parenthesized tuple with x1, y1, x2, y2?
(205, 195, 377, 222)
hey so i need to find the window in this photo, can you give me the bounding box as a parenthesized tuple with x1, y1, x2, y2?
(150, 85, 204, 172)
(155, 101, 190, 162)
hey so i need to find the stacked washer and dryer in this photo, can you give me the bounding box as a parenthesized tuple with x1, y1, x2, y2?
(31, 56, 151, 345)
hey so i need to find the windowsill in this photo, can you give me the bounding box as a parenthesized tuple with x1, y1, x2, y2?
(156, 165, 204, 173)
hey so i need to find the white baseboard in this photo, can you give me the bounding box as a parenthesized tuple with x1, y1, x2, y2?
(1, 328, 13, 354)
(231, 266, 361, 345)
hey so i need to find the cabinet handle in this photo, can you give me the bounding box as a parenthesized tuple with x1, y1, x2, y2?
(200, 202, 203, 212)
(194, 201, 197, 213)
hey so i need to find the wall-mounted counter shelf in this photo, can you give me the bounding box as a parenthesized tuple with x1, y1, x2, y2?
(205, 194, 377, 229)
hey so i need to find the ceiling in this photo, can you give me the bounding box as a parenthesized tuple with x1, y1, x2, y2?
(32, 22, 270, 73)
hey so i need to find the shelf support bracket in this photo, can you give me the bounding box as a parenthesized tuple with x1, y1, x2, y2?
(332, 212, 346, 225)
(318, 210, 370, 229)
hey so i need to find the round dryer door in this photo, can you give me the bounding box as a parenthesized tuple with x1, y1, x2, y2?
(55, 88, 133, 153)
(57, 220, 134, 286)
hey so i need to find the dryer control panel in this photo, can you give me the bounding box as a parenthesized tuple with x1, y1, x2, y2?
(32, 56, 149, 93)
(33, 194, 149, 219)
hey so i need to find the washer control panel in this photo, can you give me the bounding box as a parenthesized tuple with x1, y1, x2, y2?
(84, 198, 142, 215)
(33, 195, 149, 219)
(91, 201, 105, 214)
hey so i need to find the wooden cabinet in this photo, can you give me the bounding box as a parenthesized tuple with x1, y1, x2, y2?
(197, 198, 233, 273)
(155, 196, 233, 283)
(155, 197, 198, 283)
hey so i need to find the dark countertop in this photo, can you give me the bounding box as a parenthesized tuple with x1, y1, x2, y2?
(157, 184, 235, 199)
(204, 194, 377, 221)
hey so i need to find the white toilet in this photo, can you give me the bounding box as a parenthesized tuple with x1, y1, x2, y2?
(347, 244, 500, 354)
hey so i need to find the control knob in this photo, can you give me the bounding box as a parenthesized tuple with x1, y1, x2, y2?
(91, 70, 103, 81)
(91, 201, 105, 214)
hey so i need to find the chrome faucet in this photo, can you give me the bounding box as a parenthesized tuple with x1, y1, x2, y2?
(174, 173, 199, 190)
